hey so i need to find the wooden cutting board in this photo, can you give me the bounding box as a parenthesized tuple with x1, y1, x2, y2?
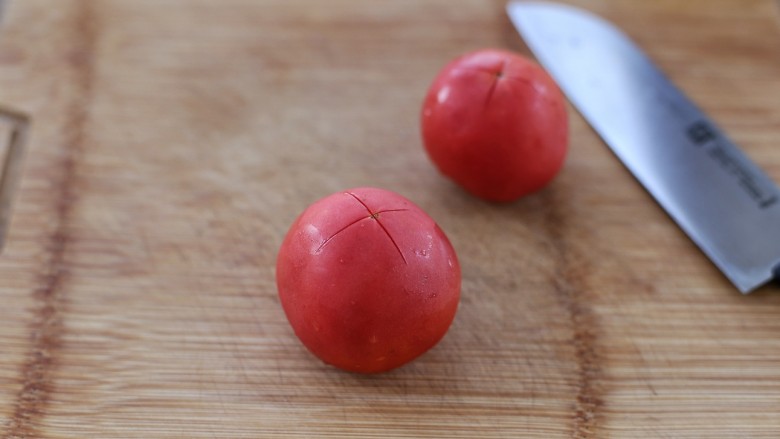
(1, 0, 779, 437)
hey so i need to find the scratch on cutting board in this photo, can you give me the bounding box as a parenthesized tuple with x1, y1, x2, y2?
(3, 1, 95, 437)
(543, 187, 605, 439)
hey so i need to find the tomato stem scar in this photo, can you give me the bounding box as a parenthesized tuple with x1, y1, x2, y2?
(345, 192, 409, 264)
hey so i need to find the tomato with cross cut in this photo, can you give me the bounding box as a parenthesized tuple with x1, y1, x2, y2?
(276, 187, 460, 373)
(421, 48, 568, 202)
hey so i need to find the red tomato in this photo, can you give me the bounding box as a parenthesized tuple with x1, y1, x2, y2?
(421, 48, 568, 202)
(276, 187, 460, 373)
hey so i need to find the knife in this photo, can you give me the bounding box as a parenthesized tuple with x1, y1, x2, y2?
(507, 1, 780, 293)
(0, 0, 30, 251)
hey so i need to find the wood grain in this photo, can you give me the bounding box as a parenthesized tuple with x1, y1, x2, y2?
(0, 0, 779, 437)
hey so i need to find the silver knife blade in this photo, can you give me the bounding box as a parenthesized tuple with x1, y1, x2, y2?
(507, 1, 780, 293)
(0, 106, 28, 251)
(0, 0, 30, 252)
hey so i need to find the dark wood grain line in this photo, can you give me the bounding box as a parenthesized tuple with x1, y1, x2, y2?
(3, 1, 95, 437)
(543, 188, 604, 439)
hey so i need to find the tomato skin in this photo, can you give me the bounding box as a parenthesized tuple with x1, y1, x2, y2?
(421, 48, 568, 202)
(276, 187, 460, 373)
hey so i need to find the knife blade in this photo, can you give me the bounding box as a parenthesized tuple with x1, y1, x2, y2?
(507, 1, 780, 293)
(0, 0, 30, 251)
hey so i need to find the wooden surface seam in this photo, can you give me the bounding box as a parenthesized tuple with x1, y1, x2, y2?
(543, 187, 604, 439)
